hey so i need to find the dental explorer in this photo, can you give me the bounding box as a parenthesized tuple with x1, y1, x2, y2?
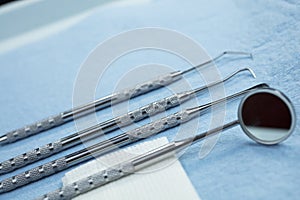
(0, 83, 268, 193)
(0, 68, 255, 174)
(35, 87, 296, 200)
(0, 51, 252, 145)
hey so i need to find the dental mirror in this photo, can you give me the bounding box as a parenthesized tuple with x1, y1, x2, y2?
(36, 87, 296, 200)
(238, 88, 296, 145)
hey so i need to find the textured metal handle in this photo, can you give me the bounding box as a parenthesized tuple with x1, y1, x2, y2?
(35, 162, 135, 200)
(112, 72, 182, 104)
(126, 110, 193, 140)
(0, 141, 64, 175)
(0, 157, 68, 193)
(2, 114, 65, 144)
(118, 94, 181, 127)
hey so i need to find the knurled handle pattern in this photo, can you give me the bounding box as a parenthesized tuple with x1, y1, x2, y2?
(0, 157, 68, 193)
(0, 141, 63, 175)
(1, 72, 181, 144)
(118, 94, 181, 127)
(3, 114, 65, 144)
(126, 110, 192, 140)
(112, 72, 182, 104)
(35, 162, 135, 200)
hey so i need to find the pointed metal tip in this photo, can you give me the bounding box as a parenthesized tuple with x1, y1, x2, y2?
(243, 67, 256, 79)
(250, 53, 254, 59)
(223, 51, 252, 57)
(181, 50, 254, 75)
(221, 67, 256, 83)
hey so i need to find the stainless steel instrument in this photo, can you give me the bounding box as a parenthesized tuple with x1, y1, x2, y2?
(35, 86, 296, 200)
(0, 83, 269, 193)
(0, 51, 251, 145)
(0, 68, 255, 174)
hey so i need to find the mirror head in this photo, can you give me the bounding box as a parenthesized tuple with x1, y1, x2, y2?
(238, 88, 296, 145)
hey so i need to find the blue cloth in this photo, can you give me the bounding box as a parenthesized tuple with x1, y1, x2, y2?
(0, 0, 299, 199)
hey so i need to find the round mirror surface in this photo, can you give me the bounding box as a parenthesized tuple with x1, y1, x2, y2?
(238, 88, 295, 145)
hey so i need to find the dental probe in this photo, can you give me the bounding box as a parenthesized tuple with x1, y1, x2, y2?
(36, 86, 296, 200)
(0, 68, 255, 174)
(0, 83, 268, 193)
(0, 51, 251, 145)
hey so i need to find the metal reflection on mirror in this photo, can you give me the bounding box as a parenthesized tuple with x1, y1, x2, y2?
(239, 88, 296, 145)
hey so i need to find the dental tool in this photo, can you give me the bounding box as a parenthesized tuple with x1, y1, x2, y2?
(0, 83, 268, 193)
(0, 51, 252, 145)
(35, 87, 296, 200)
(0, 68, 255, 174)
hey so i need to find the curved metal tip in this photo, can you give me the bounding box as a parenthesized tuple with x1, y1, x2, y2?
(191, 67, 257, 95)
(240, 67, 256, 79)
(214, 51, 253, 63)
(181, 50, 253, 75)
(222, 67, 256, 83)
